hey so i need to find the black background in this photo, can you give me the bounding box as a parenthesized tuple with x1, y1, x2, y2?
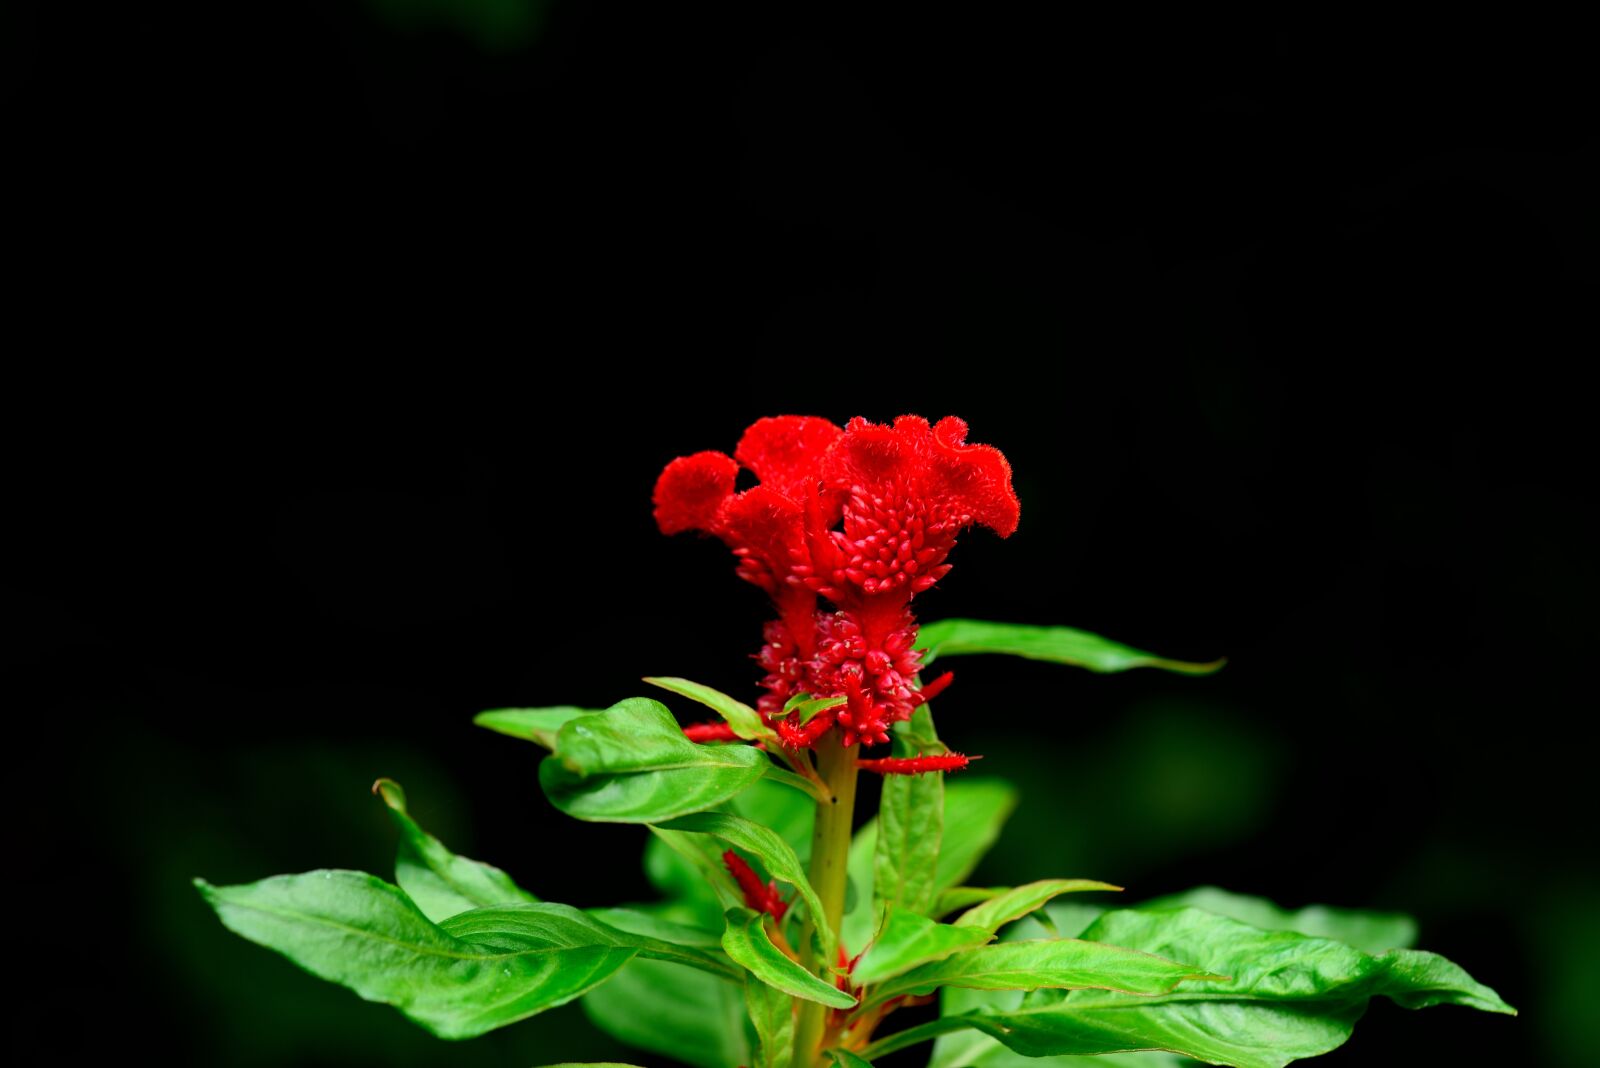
(10, 6, 1593, 1066)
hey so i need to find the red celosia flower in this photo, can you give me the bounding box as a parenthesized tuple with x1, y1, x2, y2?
(655, 415, 1017, 749)
(856, 752, 977, 775)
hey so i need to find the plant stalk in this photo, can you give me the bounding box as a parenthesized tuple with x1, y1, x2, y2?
(792, 734, 860, 1067)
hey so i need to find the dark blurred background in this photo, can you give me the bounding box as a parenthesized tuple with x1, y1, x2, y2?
(8, 5, 1593, 1066)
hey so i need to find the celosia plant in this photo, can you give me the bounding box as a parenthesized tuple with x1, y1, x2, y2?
(197, 414, 1514, 1068)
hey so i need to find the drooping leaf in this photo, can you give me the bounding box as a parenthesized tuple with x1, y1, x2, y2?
(955, 880, 1122, 934)
(372, 778, 538, 923)
(723, 907, 856, 1009)
(731, 776, 816, 864)
(540, 698, 767, 823)
(196, 870, 635, 1039)
(875, 707, 945, 919)
(473, 706, 596, 748)
(644, 676, 778, 744)
(918, 619, 1224, 675)
(1138, 885, 1417, 953)
(861, 937, 1223, 1009)
(583, 958, 749, 1068)
(745, 970, 795, 1068)
(948, 906, 1514, 1068)
(439, 902, 739, 979)
(657, 811, 836, 962)
(936, 779, 1019, 890)
(850, 907, 993, 987)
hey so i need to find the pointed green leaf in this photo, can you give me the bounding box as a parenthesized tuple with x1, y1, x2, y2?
(746, 971, 795, 1068)
(536, 1063, 650, 1067)
(764, 763, 829, 802)
(955, 880, 1122, 934)
(587, 906, 726, 948)
(473, 706, 596, 748)
(851, 908, 994, 987)
(875, 707, 945, 919)
(936, 779, 1019, 890)
(645, 676, 779, 744)
(784, 692, 847, 724)
(658, 811, 836, 963)
(862, 937, 1223, 1009)
(1138, 886, 1418, 953)
(935, 886, 1000, 917)
(722, 908, 857, 1009)
(372, 778, 538, 922)
(196, 870, 635, 1039)
(827, 1051, 876, 1068)
(583, 958, 750, 1068)
(540, 698, 768, 823)
(439, 902, 740, 980)
(918, 619, 1224, 675)
(951, 906, 1513, 1068)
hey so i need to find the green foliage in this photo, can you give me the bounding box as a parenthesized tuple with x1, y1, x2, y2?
(540, 698, 768, 822)
(658, 811, 838, 963)
(850, 908, 993, 986)
(953, 879, 1122, 934)
(920, 905, 1512, 1068)
(582, 958, 749, 1068)
(918, 619, 1224, 675)
(875, 708, 945, 919)
(746, 971, 797, 1068)
(196, 871, 636, 1039)
(723, 907, 857, 1009)
(473, 706, 595, 749)
(373, 777, 538, 922)
(645, 677, 780, 744)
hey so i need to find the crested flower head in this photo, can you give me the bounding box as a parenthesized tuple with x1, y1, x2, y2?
(654, 414, 1017, 748)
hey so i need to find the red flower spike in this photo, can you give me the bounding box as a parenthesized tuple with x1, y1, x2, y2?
(722, 849, 789, 921)
(683, 721, 740, 743)
(857, 752, 978, 775)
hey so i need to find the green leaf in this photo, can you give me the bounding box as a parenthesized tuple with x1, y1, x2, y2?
(875, 707, 945, 919)
(951, 906, 1513, 1068)
(745, 971, 795, 1068)
(844, 779, 1017, 953)
(918, 619, 1224, 675)
(954, 880, 1122, 934)
(935, 886, 1000, 917)
(827, 1051, 876, 1068)
(583, 958, 750, 1068)
(784, 692, 847, 724)
(473, 706, 595, 748)
(587, 906, 726, 948)
(936, 779, 1019, 890)
(722, 907, 857, 1009)
(196, 870, 635, 1039)
(850, 907, 994, 987)
(372, 778, 538, 923)
(764, 763, 830, 803)
(439, 902, 740, 980)
(540, 698, 768, 823)
(644, 676, 779, 744)
(862, 937, 1223, 1010)
(1139, 885, 1418, 953)
(536, 1063, 651, 1067)
(657, 811, 837, 963)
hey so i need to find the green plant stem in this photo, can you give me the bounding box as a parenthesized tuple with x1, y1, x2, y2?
(792, 735, 860, 1067)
